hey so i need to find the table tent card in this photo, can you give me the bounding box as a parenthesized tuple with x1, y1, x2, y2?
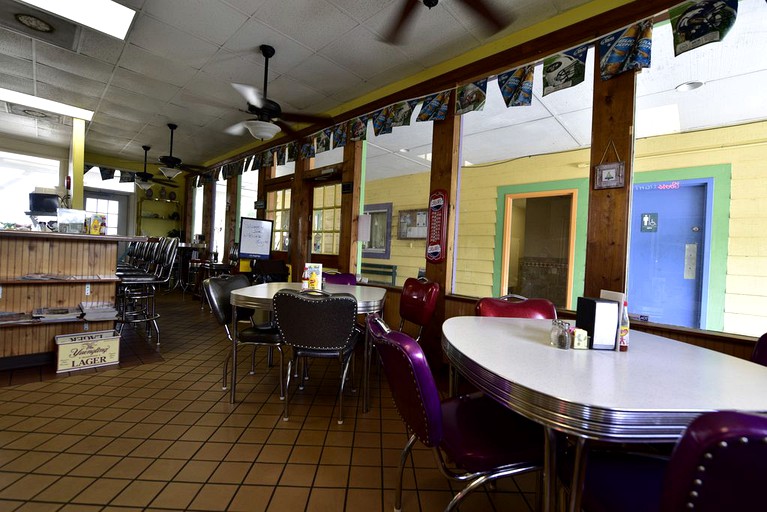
(576, 297, 619, 350)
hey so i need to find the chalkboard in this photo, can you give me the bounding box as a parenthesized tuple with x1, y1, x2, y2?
(238, 217, 273, 260)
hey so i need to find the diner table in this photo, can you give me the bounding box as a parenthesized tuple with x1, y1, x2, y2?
(230, 282, 386, 408)
(442, 316, 767, 512)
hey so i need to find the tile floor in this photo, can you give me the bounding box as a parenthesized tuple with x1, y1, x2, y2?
(0, 291, 538, 511)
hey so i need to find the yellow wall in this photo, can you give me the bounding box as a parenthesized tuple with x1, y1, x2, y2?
(364, 120, 767, 336)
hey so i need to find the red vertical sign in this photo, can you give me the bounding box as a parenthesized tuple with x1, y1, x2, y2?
(426, 189, 448, 263)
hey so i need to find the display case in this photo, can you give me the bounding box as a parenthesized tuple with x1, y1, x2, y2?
(137, 197, 180, 237)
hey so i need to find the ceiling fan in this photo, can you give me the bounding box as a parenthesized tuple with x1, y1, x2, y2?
(158, 123, 205, 178)
(382, 0, 512, 45)
(123, 145, 179, 190)
(226, 44, 330, 140)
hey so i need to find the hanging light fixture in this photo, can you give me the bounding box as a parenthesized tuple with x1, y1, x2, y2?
(135, 145, 154, 191)
(244, 120, 281, 140)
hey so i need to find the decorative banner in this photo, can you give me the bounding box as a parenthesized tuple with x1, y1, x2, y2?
(99, 167, 115, 180)
(300, 142, 316, 159)
(417, 90, 451, 122)
(241, 156, 252, 174)
(333, 122, 348, 148)
(599, 19, 653, 81)
(264, 148, 275, 168)
(213, 168, 221, 181)
(276, 145, 287, 166)
(222, 163, 233, 180)
(371, 107, 394, 136)
(315, 128, 331, 153)
(195, 175, 203, 187)
(670, 0, 738, 56)
(543, 45, 588, 96)
(497, 65, 534, 107)
(119, 171, 134, 183)
(84, 164, 94, 174)
(456, 79, 487, 115)
(349, 116, 368, 141)
(287, 141, 297, 162)
(390, 100, 418, 128)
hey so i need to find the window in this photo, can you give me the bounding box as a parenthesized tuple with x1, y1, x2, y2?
(0, 150, 61, 226)
(311, 183, 341, 255)
(240, 169, 258, 220)
(211, 175, 227, 260)
(362, 203, 392, 259)
(85, 196, 120, 235)
(192, 184, 203, 240)
(266, 189, 291, 252)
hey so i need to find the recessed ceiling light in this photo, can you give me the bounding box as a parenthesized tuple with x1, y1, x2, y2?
(19, 0, 135, 39)
(14, 13, 53, 33)
(0, 87, 93, 120)
(398, 148, 410, 153)
(675, 81, 704, 92)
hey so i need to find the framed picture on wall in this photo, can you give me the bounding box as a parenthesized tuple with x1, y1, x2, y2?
(397, 209, 428, 239)
(594, 162, 625, 189)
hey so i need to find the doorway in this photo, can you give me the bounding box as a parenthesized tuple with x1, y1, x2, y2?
(628, 178, 712, 328)
(501, 191, 577, 309)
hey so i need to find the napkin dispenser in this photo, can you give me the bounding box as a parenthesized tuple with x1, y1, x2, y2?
(576, 297, 619, 350)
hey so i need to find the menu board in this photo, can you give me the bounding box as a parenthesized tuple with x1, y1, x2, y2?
(239, 217, 273, 260)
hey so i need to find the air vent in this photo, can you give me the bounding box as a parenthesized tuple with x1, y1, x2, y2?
(0, 0, 79, 51)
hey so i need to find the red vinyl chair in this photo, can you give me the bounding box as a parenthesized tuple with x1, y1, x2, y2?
(399, 277, 440, 342)
(367, 313, 543, 511)
(475, 294, 557, 319)
(575, 410, 767, 512)
(750, 332, 767, 367)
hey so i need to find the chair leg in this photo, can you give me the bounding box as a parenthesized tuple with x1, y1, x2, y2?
(395, 434, 418, 512)
(283, 358, 294, 421)
(275, 346, 285, 400)
(337, 354, 353, 425)
(229, 341, 238, 404)
(222, 349, 232, 390)
(250, 345, 257, 375)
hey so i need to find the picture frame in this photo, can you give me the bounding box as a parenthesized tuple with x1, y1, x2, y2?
(397, 209, 428, 239)
(594, 161, 625, 189)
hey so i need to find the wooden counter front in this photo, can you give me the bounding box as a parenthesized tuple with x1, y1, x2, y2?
(0, 231, 143, 368)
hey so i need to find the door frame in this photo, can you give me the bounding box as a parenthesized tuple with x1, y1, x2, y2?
(494, 178, 589, 307)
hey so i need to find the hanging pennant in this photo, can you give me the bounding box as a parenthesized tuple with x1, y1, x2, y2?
(119, 171, 134, 183)
(417, 90, 451, 122)
(456, 79, 487, 115)
(222, 164, 232, 180)
(264, 148, 275, 168)
(333, 122, 348, 149)
(241, 156, 252, 174)
(670, 0, 737, 57)
(498, 65, 534, 107)
(99, 167, 115, 180)
(315, 129, 331, 153)
(300, 142, 316, 159)
(287, 142, 297, 162)
(276, 145, 287, 166)
(543, 45, 588, 96)
(390, 100, 418, 128)
(349, 116, 368, 141)
(371, 107, 393, 136)
(599, 19, 653, 81)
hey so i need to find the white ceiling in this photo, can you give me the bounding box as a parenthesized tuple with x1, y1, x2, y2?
(0, 0, 765, 181)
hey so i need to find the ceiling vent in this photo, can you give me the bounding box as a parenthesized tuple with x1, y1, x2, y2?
(0, 0, 80, 51)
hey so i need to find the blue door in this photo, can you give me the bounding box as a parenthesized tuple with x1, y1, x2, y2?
(628, 180, 708, 328)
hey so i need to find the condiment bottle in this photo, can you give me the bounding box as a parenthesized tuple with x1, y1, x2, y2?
(619, 300, 630, 351)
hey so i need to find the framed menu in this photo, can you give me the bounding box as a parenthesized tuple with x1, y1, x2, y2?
(397, 209, 428, 239)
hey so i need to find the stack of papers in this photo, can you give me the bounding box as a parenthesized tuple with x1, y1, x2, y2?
(32, 307, 83, 321)
(79, 301, 118, 321)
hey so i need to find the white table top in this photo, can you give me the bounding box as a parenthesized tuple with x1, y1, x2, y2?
(230, 281, 386, 314)
(443, 316, 767, 441)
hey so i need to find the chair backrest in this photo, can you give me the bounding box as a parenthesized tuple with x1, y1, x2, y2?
(251, 259, 289, 284)
(202, 273, 252, 327)
(660, 410, 767, 512)
(750, 332, 767, 366)
(475, 295, 557, 319)
(399, 277, 440, 328)
(368, 313, 443, 447)
(273, 289, 357, 351)
(323, 272, 357, 285)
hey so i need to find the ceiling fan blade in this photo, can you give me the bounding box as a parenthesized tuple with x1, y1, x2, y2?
(231, 83, 263, 108)
(279, 111, 331, 124)
(224, 121, 248, 136)
(180, 164, 206, 175)
(151, 178, 179, 188)
(274, 119, 298, 137)
(458, 0, 511, 34)
(381, 0, 420, 44)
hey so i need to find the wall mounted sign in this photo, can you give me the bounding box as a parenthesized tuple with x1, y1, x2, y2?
(398, 209, 428, 239)
(426, 189, 449, 263)
(640, 212, 658, 232)
(594, 161, 625, 189)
